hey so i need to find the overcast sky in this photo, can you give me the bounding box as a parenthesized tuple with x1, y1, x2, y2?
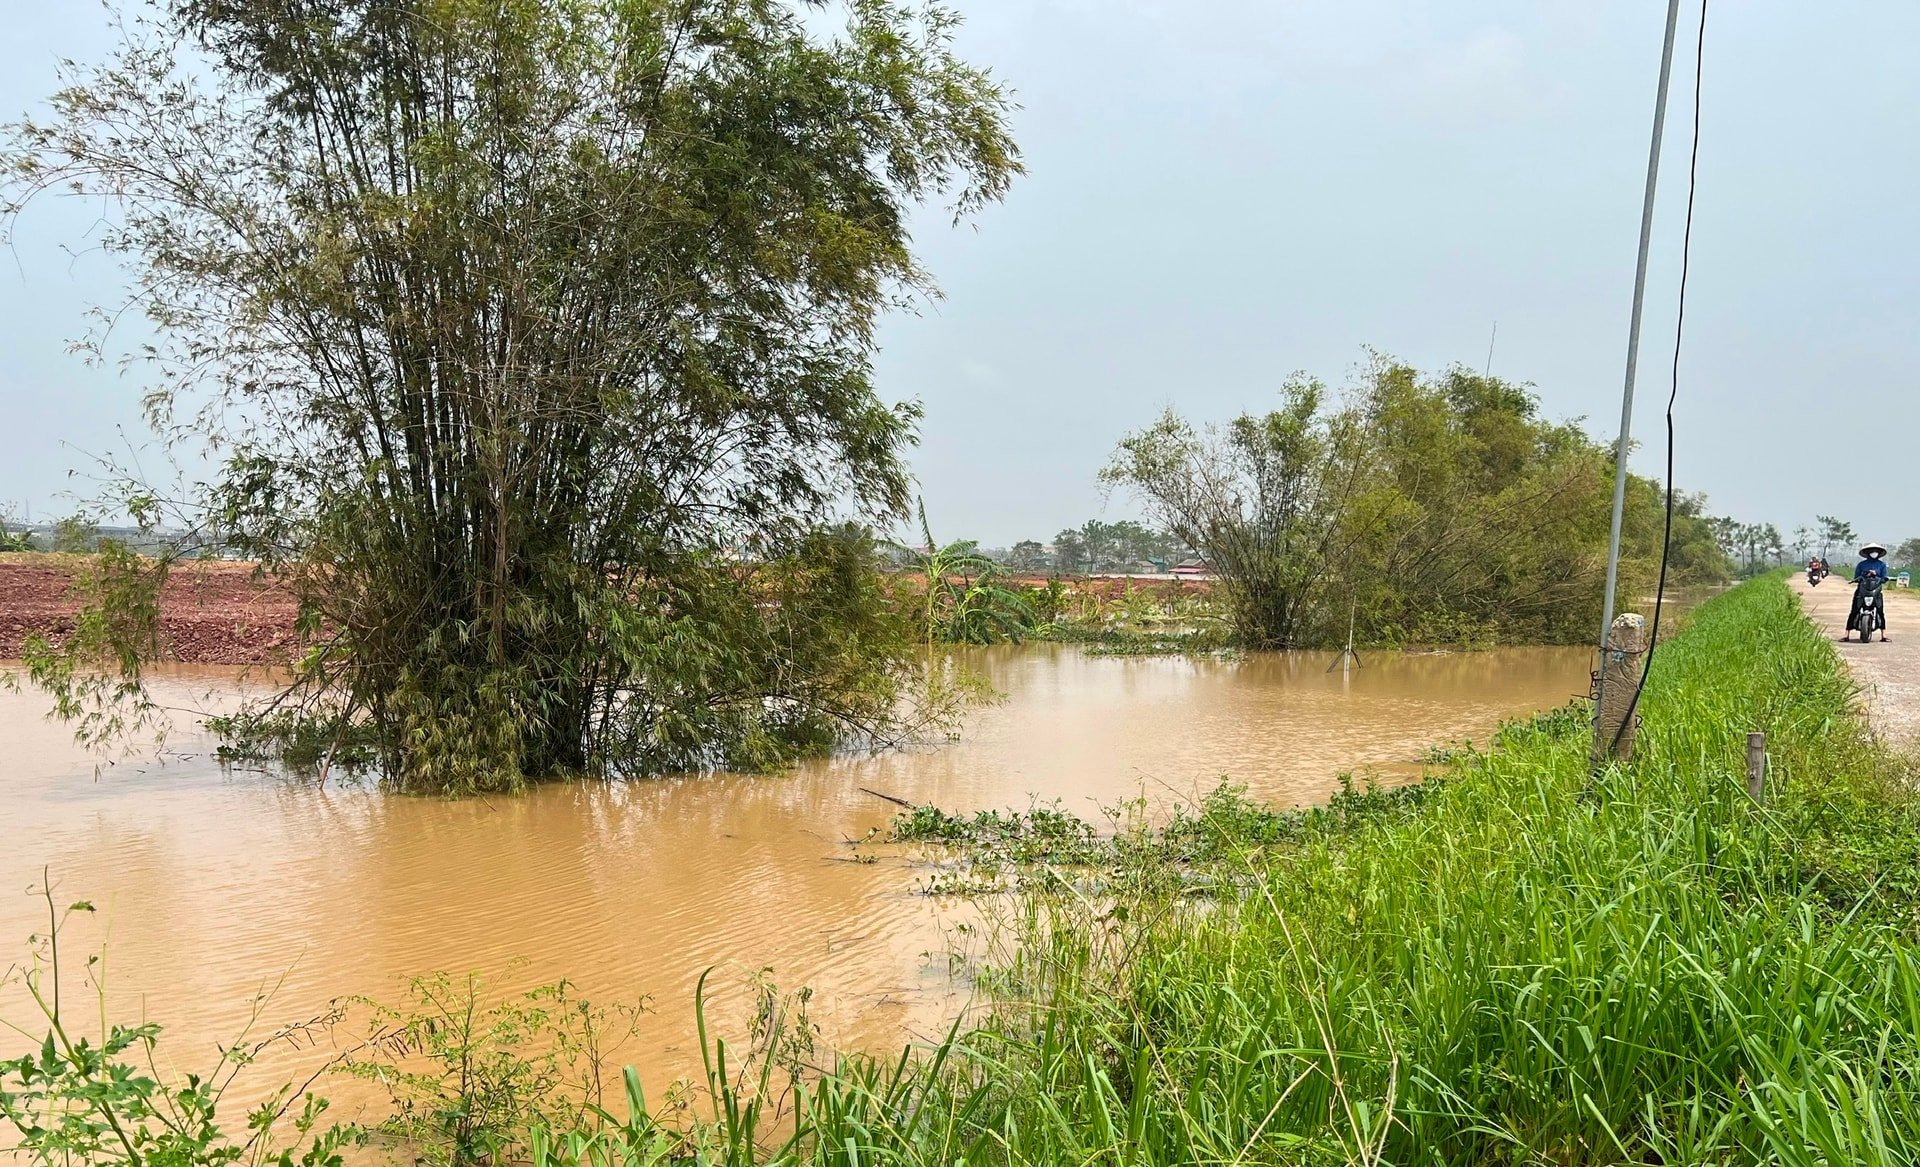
(3, 2, 1917, 548)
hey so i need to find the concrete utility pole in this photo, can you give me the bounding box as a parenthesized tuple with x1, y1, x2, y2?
(1595, 613, 1647, 763)
(1593, 0, 1685, 766)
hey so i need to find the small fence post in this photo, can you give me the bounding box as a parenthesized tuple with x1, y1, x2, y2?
(1592, 612, 1647, 765)
(1746, 732, 1767, 804)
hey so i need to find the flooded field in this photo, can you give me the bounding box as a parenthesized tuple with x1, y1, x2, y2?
(1, 644, 1589, 1117)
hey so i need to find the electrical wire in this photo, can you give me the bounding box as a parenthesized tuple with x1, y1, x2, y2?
(1609, 0, 1708, 756)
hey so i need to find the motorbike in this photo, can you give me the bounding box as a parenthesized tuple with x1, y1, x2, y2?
(1809, 565, 1822, 587)
(1851, 571, 1886, 642)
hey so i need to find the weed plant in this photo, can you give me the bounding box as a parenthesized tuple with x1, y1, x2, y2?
(1028, 579, 1233, 656)
(0, 887, 354, 1167)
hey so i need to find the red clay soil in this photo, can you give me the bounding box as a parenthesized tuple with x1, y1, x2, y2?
(1002, 573, 1215, 598)
(0, 554, 301, 665)
(0, 559, 1213, 666)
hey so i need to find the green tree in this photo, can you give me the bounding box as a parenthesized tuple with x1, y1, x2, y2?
(1079, 520, 1122, 571)
(1104, 374, 1354, 647)
(1818, 515, 1857, 559)
(1105, 358, 1728, 648)
(1732, 523, 1787, 575)
(4, 0, 1019, 792)
(1337, 363, 1629, 644)
(1792, 525, 1814, 561)
(1053, 528, 1089, 575)
(1007, 540, 1046, 571)
(1706, 516, 1743, 562)
(1104, 519, 1174, 569)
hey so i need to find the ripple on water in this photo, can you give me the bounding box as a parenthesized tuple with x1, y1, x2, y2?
(1, 644, 1589, 1102)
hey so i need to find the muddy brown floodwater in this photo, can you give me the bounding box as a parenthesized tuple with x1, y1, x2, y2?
(1, 645, 1588, 1122)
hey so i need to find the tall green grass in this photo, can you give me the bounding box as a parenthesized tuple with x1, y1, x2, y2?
(548, 574, 1920, 1165)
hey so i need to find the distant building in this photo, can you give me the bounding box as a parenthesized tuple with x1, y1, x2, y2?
(1170, 558, 1216, 579)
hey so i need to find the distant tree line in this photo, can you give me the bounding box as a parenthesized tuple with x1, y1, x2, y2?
(1763, 517, 1920, 575)
(994, 520, 1190, 575)
(0, 517, 125, 554)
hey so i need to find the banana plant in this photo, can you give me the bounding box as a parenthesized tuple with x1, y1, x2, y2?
(892, 501, 1037, 647)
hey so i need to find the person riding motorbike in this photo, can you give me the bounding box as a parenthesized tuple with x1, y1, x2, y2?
(1846, 543, 1891, 642)
(1809, 557, 1824, 586)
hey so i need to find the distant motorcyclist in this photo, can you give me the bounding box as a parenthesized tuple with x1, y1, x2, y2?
(1847, 543, 1891, 642)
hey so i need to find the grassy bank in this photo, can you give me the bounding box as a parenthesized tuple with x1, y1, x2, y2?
(655, 573, 1920, 1163)
(12, 575, 1920, 1164)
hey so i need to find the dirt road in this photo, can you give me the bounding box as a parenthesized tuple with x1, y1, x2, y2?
(1791, 572, 1920, 742)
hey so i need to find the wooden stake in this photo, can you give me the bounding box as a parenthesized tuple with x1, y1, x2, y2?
(1746, 732, 1766, 804)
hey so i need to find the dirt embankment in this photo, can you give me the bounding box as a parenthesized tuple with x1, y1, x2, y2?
(0, 554, 301, 665)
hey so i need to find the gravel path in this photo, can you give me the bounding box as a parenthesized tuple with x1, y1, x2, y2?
(1791, 571, 1920, 743)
